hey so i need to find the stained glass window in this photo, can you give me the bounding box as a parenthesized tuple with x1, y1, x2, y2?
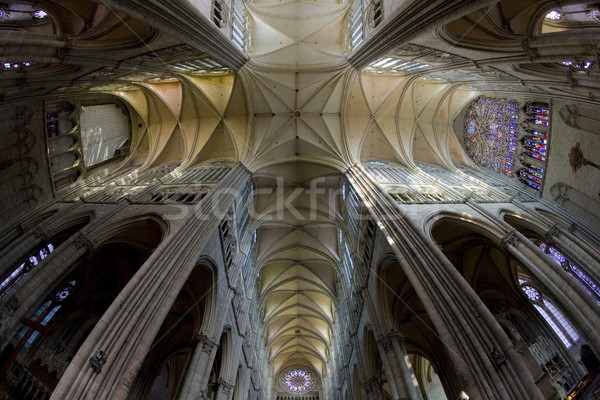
(464, 97, 518, 176)
(0, 243, 54, 299)
(545, 10, 562, 20)
(522, 279, 581, 349)
(282, 369, 314, 393)
(534, 305, 572, 348)
(465, 99, 551, 191)
(540, 243, 600, 303)
(522, 285, 540, 301)
(544, 300, 580, 342)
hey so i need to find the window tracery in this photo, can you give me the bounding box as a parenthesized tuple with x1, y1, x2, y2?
(464, 98, 550, 191)
(540, 243, 600, 303)
(368, 0, 383, 28)
(16, 280, 75, 349)
(212, 0, 226, 29)
(282, 369, 314, 393)
(464, 97, 518, 177)
(0, 243, 54, 299)
(520, 280, 580, 349)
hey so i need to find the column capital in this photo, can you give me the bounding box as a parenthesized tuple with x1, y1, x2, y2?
(193, 334, 218, 355)
(217, 378, 235, 394)
(377, 333, 394, 353)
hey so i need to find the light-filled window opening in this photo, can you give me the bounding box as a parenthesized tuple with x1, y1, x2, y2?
(522, 282, 581, 349)
(540, 242, 600, 303)
(0, 243, 54, 299)
(232, 0, 250, 52)
(80, 104, 130, 168)
(347, 0, 363, 52)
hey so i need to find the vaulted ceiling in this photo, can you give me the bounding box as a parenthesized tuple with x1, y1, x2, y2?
(2, 0, 599, 393)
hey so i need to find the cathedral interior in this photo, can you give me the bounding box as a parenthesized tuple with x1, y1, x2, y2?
(1, 0, 600, 399)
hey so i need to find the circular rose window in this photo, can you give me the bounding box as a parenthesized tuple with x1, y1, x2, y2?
(282, 369, 314, 393)
(522, 285, 540, 301)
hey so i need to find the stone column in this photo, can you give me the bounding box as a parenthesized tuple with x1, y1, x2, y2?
(346, 164, 544, 400)
(215, 378, 235, 400)
(378, 334, 409, 399)
(178, 334, 219, 400)
(50, 163, 251, 400)
(361, 288, 401, 399)
(390, 332, 423, 400)
(467, 200, 600, 354)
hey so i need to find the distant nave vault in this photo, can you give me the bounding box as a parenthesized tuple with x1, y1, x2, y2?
(0, 0, 599, 400)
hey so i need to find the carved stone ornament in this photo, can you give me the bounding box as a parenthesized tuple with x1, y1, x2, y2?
(6, 296, 19, 310)
(32, 225, 50, 241)
(521, 36, 540, 59)
(378, 335, 394, 353)
(458, 371, 472, 389)
(217, 379, 234, 394)
(195, 334, 217, 355)
(544, 224, 561, 243)
(72, 233, 94, 252)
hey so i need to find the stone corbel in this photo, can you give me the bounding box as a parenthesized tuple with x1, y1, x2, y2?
(544, 223, 561, 243)
(361, 376, 380, 393)
(72, 233, 95, 254)
(32, 225, 51, 241)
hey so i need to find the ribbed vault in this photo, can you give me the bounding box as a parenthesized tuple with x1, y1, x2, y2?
(253, 162, 341, 383)
(113, 73, 248, 169)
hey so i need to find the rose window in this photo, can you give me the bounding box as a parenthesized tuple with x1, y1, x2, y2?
(282, 369, 314, 393)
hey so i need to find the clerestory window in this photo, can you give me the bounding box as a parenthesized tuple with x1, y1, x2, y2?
(521, 281, 580, 349)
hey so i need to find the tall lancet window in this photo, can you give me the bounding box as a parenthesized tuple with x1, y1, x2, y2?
(517, 103, 550, 190)
(520, 280, 580, 349)
(540, 242, 600, 304)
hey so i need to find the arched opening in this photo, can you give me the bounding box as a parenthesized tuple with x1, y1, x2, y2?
(363, 328, 392, 399)
(0, 218, 163, 399)
(410, 354, 447, 400)
(431, 217, 587, 399)
(0, 215, 91, 302)
(378, 257, 457, 399)
(504, 214, 600, 304)
(128, 263, 214, 399)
